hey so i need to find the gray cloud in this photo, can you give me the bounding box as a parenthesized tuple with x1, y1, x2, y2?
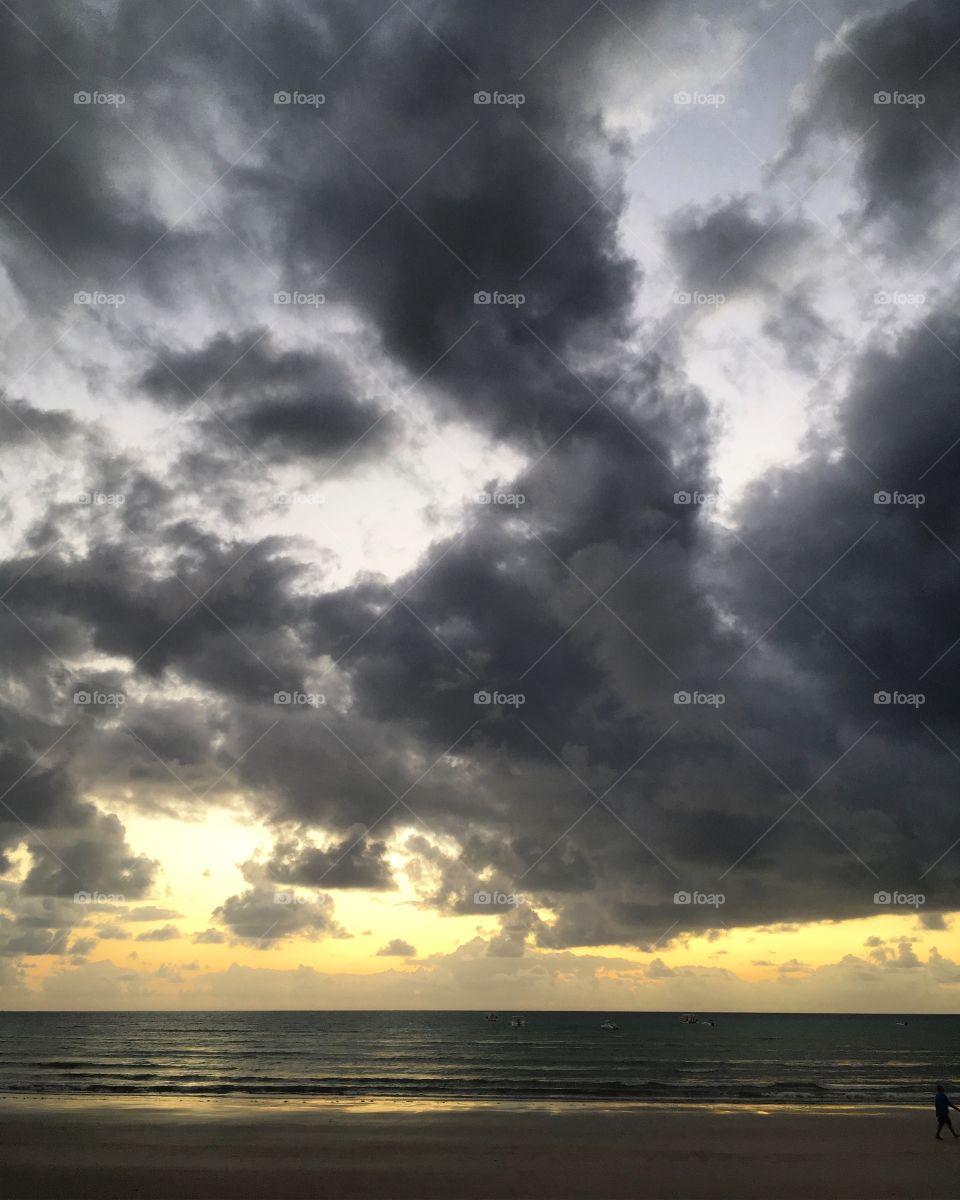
(192, 928, 226, 944)
(135, 924, 181, 942)
(376, 938, 416, 957)
(213, 885, 347, 948)
(126, 906, 184, 922)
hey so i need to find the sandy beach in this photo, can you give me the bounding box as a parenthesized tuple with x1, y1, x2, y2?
(0, 1097, 955, 1199)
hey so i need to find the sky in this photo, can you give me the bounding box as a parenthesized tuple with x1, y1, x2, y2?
(1, 0, 960, 1011)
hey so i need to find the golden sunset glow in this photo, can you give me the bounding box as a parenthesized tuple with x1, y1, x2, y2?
(6, 798, 954, 1012)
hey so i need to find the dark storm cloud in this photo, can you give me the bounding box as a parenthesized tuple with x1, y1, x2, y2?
(780, 0, 960, 245)
(300, 401, 718, 768)
(266, 834, 395, 890)
(137, 332, 394, 463)
(19, 809, 157, 900)
(4, 0, 960, 970)
(61, 0, 806, 946)
(106, 0, 690, 448)
(731, 312, 960, 697)
(0, 3, 211, 308)
(271, 265, 960, 946)
(0, 532, 303, 700)
(705, 298, 960, 906)
(0, 731, 156, 903)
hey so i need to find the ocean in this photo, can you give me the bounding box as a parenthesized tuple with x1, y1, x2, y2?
(0, 1011, 955, 1104)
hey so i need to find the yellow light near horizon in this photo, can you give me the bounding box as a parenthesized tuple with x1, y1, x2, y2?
(564, 911, 959, 978)
(17, 799, 960, 1007)
(28, 804, 499, 982)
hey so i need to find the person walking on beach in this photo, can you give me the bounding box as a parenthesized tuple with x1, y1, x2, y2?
(934, 1085, 960, 1140)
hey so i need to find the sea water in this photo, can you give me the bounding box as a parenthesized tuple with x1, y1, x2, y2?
(0, 1010, 954, 1103)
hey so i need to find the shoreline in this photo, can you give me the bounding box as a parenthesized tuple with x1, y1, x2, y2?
(0, 1091, 933, 1113)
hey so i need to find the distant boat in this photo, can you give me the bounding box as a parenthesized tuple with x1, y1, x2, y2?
(484, 1013, 499, 1021)
(680, 1014, 715, 1027)
(600, 1020, 619, 1030)
(895, 1020, 908, 1027)
(511, 1015, 526, 1027)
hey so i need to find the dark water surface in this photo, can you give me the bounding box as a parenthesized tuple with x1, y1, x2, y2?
(0, 1011, 955, 1103)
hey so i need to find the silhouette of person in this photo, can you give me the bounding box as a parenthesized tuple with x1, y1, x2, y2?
(935, 1085, 960, 1140)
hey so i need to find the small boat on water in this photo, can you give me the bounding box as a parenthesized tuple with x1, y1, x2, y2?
(511, 1015, 526, 1027)
(680, 1013, 715, 1027)
(895, 1020, 909, 1027)
(600, 1020, 619, 1030)
(484, 1013, 500, 1021)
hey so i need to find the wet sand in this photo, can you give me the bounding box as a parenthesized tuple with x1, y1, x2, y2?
(0, 1096, 954, 1199)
